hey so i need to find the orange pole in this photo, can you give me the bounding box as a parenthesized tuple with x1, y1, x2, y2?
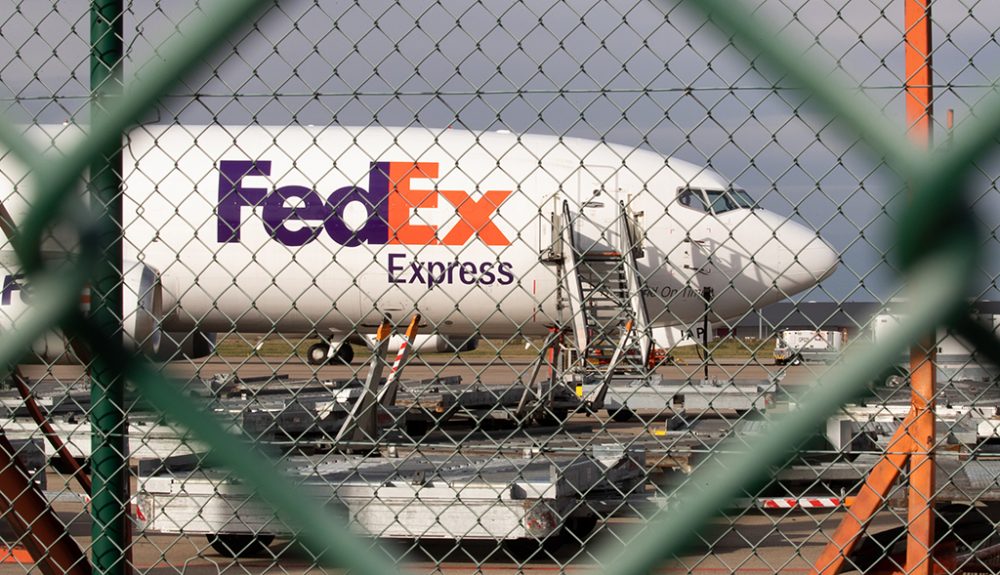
(905, 2, 935, 574)
(812, 6, 937, 574)
(907, 337, 936, 575)
(811, 413, 916, 575)
(905, 0, 933, 141)
(404, 315, 421, 339)
(375, 319, 393, 342)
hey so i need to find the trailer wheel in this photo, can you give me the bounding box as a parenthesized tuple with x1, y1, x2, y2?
(884, 374, 905, 388)
(206, 533, 275, 558)
(534, 407, 569, 426)
(405, 418, 429, 437)
(607, 406, 636, 422)
(501, 535, 565, 560)
(871, 366, 907, 389)
(563, 516, 598, 544)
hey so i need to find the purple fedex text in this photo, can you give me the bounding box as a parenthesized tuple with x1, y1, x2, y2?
(1, 274, 25, 305)
(217, 160, 390, 246)
(216, 160, 520, 288)
(387, 253, 514, 287)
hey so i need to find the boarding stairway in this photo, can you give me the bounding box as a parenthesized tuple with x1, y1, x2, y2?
(557, 200, 653, 382)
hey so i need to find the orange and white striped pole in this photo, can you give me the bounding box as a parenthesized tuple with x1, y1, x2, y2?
(378, 314, 421, 406)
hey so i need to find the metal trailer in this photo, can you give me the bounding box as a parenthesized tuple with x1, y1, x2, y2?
(0, 374, 579, 461)
(136, 447, 647, 554)
(871, 312, 1000, 383)
(638, 378, 1000, 509)
(408, 379, 585, 423)
(824, 404, 1000, 453)
(748, 383, 1000, 510)
(578, 374, 778, 415)
(816, 380, 1000, 453)
(0, 416, 208, 460)
(0, 374, 456, 458)
(1, 439, 47, 491)
(643, 423, 1000, 515)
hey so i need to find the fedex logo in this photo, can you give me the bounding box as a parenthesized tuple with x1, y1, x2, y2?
(0, 274, 25, 305)
(217, 160, 513, 247)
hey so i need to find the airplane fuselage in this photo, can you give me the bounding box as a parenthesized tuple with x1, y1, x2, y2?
(3, 125, 837, 338)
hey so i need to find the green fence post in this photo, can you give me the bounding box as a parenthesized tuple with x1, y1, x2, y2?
(89, 1, 126, 574)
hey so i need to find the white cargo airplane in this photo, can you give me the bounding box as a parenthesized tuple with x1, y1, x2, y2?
(0, 125, 836, 364)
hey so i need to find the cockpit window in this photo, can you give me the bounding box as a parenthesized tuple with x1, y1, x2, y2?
(704, 188, 755, 213)
(678, 187, 754, 213)
(730, 188, 755, 209)
(677, 188, 709, 212)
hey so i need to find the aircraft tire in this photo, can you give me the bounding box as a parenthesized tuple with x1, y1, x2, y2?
(331, 343, 354, 365)
(306, 343, 328, 365)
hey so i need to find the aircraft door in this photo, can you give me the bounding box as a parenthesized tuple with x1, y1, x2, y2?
(572, 165, 619, 253)
(673, 188, 712, 285)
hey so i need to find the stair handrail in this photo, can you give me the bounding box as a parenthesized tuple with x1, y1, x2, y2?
(560, 200, 591, 372)
(619, 200, 653, 369)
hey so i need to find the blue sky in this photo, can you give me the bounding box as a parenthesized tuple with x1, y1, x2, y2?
(0, 0, 998, 304)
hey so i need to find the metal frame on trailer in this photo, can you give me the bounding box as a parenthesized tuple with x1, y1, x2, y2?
(136, 448, 647, 548)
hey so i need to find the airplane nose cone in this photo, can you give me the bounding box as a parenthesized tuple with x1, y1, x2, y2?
(780, 228, 838, 288)
(807, 238, 840, 281)
(802, 240, 839, 282)
(749, 210, 838, 291)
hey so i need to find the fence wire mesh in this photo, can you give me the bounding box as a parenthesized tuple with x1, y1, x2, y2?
(0, 0, 998, 573)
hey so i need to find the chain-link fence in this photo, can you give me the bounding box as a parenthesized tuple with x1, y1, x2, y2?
(0, 0, 998, 573)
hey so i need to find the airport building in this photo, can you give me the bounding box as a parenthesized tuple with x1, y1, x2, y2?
(729, 300, 1000, 341)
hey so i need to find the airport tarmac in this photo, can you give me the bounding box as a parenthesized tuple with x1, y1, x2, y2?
(0, 359, 870, 573)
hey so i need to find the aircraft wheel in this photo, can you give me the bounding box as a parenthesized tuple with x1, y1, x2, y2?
(331, 343, 354, 365)
(306, 343, 328, 365)
(206, 533, 274, 558)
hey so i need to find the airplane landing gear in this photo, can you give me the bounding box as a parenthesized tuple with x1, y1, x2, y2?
(306, 341, 354, 365)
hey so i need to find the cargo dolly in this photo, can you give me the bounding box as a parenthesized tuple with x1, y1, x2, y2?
(136, 447, 647, 556)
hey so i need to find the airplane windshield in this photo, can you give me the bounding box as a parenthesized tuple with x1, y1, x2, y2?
(705, 188, 754, 214)
(678, 187, 754, 214)
(677, 188, 709, 212)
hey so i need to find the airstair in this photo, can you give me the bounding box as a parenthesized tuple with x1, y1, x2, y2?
(556, 200, 653, 386)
